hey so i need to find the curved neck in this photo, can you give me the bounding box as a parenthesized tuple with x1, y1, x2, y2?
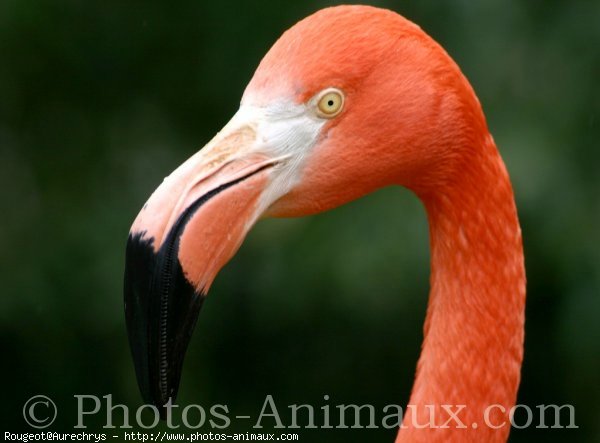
(398, 136, 526, 442)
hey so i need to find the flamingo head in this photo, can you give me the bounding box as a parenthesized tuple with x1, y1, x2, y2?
(124, 5, 485, 410)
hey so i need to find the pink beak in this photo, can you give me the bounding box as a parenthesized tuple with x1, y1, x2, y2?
(124, 116, 281, 413)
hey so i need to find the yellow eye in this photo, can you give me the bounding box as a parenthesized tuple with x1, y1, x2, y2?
(316, 88, 344, 118)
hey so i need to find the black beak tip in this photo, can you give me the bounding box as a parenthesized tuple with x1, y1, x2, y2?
(124, 232, 206, 415)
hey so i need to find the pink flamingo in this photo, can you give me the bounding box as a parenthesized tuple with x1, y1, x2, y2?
(125, 6, 525, 442)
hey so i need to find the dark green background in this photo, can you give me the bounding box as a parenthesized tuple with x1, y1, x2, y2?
(1, 0, 598, 441)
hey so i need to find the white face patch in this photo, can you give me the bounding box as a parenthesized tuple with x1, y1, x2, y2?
(227, 98, 329, 215)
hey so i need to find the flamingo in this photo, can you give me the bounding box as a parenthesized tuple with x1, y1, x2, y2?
(124, 5, 525, 442)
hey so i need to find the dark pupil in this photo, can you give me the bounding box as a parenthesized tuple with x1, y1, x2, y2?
(327, 100, 334, 107)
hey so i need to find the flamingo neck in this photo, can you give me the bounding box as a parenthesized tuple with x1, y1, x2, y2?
(398, 135, 526, 443)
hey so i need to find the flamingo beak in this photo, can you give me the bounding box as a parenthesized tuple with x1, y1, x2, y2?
(124, 109, 285, 413)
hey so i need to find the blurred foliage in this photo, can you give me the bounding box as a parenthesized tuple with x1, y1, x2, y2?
(1, 0, 599, 441)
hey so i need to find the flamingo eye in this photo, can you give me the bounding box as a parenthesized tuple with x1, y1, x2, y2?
(315, 88, 344, 118)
